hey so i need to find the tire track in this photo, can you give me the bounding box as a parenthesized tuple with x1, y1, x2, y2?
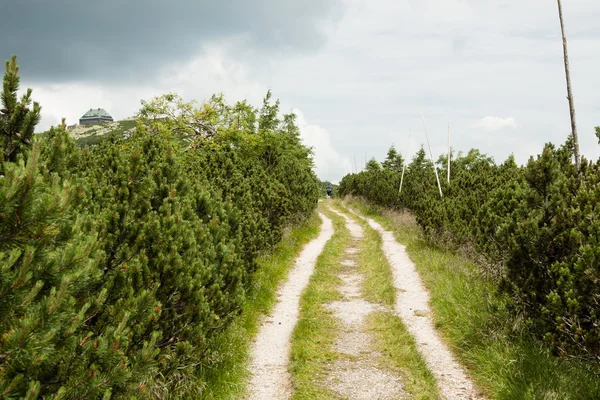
(344, 205, 483, 400)
(247, 212, 334, 400)
(324, 208, 406, 399)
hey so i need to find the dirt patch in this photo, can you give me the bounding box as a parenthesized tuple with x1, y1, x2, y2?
(337, 273, 363, 297)
(334, 330, 373, 357)
(325, 299, 385, 326)
(324, 359, 405, 400)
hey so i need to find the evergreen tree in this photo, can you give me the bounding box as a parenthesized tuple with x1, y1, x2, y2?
(0, 55, 41, 165)
(381, 145, 404, 172)
(231, 100, 257, 133)
(337, 130, 600, 366)
(280, 112, 301, 142)
(258, 90, 280, 131)
(0, 55, 321, 395)
(0, 143, 103, 398)
(365, 157, 381, 172)
(38, 121, 80, 178)
(71, 127, 250, 395)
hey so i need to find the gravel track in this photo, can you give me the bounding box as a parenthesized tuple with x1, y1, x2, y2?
(247, 212, 334, 400)
(345, 205, 483, 400)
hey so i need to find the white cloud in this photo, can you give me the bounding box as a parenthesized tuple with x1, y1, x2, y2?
(28, 48, 350, 181)
(293, 108, 353, 181)
(473, 116, 519, 131)
(29, 46, 268, 132)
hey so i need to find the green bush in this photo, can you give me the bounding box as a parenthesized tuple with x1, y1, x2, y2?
(338, 135, 600, 368)
(67, 129, 246, 395)
(478, 143, 600, 363)
(0, 144, 103, 398)
(0, 56, 319, 398)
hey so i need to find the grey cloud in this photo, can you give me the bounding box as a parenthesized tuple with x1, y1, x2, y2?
(12, 0, 600, 182)
(0, 0, 343, 82)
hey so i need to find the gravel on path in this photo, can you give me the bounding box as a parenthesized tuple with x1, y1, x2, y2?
(247, 213, 334, 400)
(345, 205, 484, 400)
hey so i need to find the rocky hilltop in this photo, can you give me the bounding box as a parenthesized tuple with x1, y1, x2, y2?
(67, 118, 138, 146)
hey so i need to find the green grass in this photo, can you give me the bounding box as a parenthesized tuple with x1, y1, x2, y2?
(289, 204, 349, 399)
(331, 201, 395, 307)
(332, 201, 440, 399)
(366, 313, 440, 400)
(343, 198, 600, 400)
(197, 212, 322, 399)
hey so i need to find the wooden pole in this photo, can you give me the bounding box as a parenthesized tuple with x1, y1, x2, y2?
(557, 0, 580, 170)
(421, 114, 443, 198)
(354, 154, 357, 174)
(447, 121, 451, 184)
(399, 132, 411, 194)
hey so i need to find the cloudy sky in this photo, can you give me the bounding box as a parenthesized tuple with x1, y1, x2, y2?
(2, 0, 599, 182)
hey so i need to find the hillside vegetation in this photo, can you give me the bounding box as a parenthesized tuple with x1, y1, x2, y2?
(68, 119, 138, 147)
(0, 55, 319, 398)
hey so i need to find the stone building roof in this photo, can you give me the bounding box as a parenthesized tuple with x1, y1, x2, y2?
(80, 108, 112, 120)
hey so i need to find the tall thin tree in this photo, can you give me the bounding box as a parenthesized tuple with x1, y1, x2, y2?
(557, 0, 580, 170)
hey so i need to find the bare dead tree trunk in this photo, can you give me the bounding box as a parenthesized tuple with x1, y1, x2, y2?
(557, 0, 580, 170)
(421, 114, 443, 198)
(399, 132, 411, 194)
(447, 121, 451, 184)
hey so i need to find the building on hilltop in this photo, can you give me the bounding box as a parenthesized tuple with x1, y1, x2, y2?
(79, 108, 114, 126)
